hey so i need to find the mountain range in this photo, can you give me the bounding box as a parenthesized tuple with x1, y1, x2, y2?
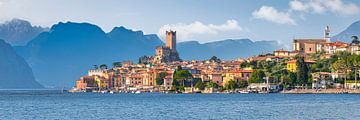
(178, 39, 279, 60)
(332, 20, 360, 42)
(0, 39, 43, 89)
(11, 21, 281, 88)
(0, 19, 358, 88)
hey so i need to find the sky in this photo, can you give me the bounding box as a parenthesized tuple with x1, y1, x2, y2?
(0, 0, 359, 49)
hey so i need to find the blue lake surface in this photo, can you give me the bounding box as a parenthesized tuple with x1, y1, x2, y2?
(0, 90, 360, 120)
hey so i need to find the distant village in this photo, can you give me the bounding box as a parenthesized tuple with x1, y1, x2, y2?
(71, 26, 360, 94)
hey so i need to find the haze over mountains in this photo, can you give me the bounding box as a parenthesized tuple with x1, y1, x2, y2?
(11, 20, 281, 88)
(0, 19, 358, 88)
(0, 19, 48, 46)
(0, 39, 43, 89)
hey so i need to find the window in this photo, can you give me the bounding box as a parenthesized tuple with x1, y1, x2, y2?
(309, 48, 312, 51)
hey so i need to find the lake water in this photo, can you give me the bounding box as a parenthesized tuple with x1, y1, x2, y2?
(0, 90, 360, 120)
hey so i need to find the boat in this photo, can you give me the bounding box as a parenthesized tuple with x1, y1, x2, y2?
(135, 91, 141, 94)
(239, 91, 249, 94)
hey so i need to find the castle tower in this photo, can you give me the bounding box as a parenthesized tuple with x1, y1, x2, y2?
(324, 26, 330, 42)
(166, 30, 176, 51)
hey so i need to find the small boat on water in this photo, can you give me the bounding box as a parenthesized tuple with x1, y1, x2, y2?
(109, 91, 114, 94)
(135, 91, 141, 94)
(238, 91, 249, 94)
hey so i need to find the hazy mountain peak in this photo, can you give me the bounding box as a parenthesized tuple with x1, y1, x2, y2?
(108, 26, 144, 37)
(0, 19, 48, 46)
(50, 22, 105, 34)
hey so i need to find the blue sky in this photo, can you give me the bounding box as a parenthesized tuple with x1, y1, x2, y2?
(0, 0, 359, 48)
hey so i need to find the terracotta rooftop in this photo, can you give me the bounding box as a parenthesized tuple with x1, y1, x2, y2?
(294, 39, 327, 43)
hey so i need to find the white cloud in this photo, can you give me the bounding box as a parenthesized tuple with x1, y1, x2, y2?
(289, 0, 360, 15)
(252, 6, 296, 25)
(157, 20, 243, 42)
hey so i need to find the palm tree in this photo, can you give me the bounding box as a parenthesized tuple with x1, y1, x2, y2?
(351, 36, 359, 44)
(93, 65, 98, 69)
(332, 59, 351, 89)
(112, 62, 122, 68)
(100, 64, 108, 70)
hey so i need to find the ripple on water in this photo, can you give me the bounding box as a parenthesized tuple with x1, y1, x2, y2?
(0, 91, 359, 120)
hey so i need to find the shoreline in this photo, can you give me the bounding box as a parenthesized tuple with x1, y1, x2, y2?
(68, 88, 360, 94)
(281, 89, 360, 94)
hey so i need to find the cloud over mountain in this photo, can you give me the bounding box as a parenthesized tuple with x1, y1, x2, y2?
(158, 20, 243, 42)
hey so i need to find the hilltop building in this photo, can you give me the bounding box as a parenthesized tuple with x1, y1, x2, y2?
(293, 26, 330, 54)
(153, 30, 181, 63)
(274, 49, 290, 57)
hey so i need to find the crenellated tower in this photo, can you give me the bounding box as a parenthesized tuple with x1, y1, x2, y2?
(153, 30, 181, 64)
(166, 30, 176, 51)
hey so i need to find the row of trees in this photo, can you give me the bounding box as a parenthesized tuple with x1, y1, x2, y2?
(92, 62, 123, 70)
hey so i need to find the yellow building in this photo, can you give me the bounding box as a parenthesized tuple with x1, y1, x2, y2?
(94, 76, 109, 90)
(287, 60, 297, 72)
(287, 60, 315, 72)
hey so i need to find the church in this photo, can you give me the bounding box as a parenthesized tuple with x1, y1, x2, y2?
(293, 26, 331, 54)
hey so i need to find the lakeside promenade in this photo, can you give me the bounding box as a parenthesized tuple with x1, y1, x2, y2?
(282, 89, 360, 94)
(69, 88, 360, 94)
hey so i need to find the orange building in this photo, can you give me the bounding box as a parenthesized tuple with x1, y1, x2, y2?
(76, 76, 98, 90)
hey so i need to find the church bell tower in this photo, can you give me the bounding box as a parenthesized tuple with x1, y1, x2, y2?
(324, 26, 330, 42)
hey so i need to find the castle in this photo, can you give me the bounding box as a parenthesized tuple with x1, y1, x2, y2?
(153, 30, 181, 63)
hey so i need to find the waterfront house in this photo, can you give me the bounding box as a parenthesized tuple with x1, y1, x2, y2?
(312, 72, 333, 89)
(76, 76, 98, 91)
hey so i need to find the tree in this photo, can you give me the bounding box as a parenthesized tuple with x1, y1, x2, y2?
(194, 79, 205, 90)
(238, 80, 249, 88)
(332, 54, 360, 88)
(224, 80, 237, 91)
(156, 72, 167, 85)
(93, 65, 98, 69)
(351, 35, 359, 44)
(240, 61, 250, 68)
(283, 72, 296, 89)
(112, 62, 122, 68)
(209, 56, 221, 63)
(173, 70, 193, 91)
(250, 70, 265, 83)
(205, 82, 219, 89)
(296, 57, 309, 87)
(100, 64, 108, 70)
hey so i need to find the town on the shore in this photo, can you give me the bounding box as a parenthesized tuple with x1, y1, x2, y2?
(70, 26, 360, 94)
